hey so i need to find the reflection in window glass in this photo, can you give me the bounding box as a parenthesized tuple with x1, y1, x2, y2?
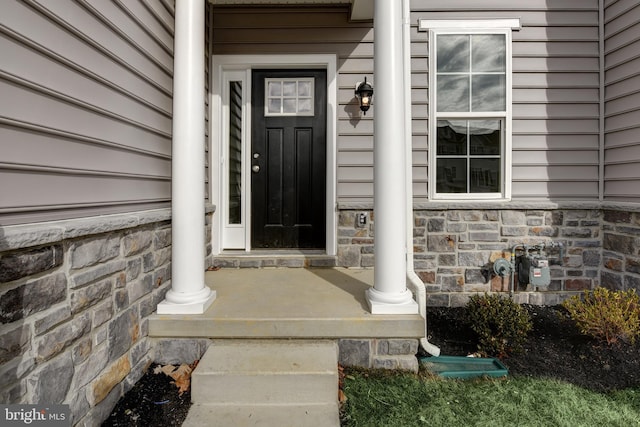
(470, 120, 501, 155)
(228, 81, 242, 224)
(472, 35, 505, 72)
(472, 75, 505, 111)
(437, 158, 467, 193)
(283, 98, 297, 114)
(436, 120, 502, 193)
(437, 75, 469, 112)
(470, 158, 500, 193)
(437, 35, 469, 72)
(437, 120, 467, 155)
(436, 34, 506, 114)
(268, 99, 281, 114)
(298, 81, 311, 97)
(268, 81, 281, 97)
(283, 81, 296, 96)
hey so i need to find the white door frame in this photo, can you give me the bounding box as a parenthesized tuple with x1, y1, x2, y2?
(210, 54, 338, 255)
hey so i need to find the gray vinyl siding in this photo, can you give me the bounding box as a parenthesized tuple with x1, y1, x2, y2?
(412, 0, 602, 201)
(211, 5, 375, 203)
(212, 3, 603, 203)
(604, 0, 640, 202)
(0, 0, 174, 226)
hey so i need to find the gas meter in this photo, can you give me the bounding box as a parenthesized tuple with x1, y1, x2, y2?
(517, 254, 550, 289)
(513, 242, 563, 291)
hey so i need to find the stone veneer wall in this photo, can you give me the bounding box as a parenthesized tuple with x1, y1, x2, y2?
(600, 209, 640, 291)
(338, 338, 420, 372)
(337, 205, 640, 307)
(0, 208, 212, 426)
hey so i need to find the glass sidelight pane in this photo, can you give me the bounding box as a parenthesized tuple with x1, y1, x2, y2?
(228, 81, 243, 224)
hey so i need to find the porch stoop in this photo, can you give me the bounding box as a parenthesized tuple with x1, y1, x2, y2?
(183, 340, 340, 427)
(150, 268, 425, 425)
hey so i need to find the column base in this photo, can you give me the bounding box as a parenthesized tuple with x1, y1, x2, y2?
(157, 288, 217, 315)
(366, 287, 419, 315)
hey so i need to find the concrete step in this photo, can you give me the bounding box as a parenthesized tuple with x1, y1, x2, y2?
(212, 253, 336, 269)
(188, 340, 339, 426)
(182, 403, 340, 427)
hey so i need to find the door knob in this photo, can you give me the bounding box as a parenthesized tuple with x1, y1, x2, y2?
(252, 165, 260, 173)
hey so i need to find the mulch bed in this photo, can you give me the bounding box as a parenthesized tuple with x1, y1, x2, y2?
(425, 304, 640, 392)
(102, 363, 191, 427)
(103, 304, 640, 426)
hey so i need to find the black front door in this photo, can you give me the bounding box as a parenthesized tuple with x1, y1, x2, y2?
(251, 70, 326, 249)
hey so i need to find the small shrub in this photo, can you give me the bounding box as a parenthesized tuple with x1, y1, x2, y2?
(562, 287, 640, 345)
(466, 293, 532, 357)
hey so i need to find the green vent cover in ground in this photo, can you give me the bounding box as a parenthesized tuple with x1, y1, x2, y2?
(419, 356, 508, 379)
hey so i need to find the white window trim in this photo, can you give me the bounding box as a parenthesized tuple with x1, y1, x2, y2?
(419, 19, 521, 32)
(421, 19, 520, 201)
(210, 54, 338, 255)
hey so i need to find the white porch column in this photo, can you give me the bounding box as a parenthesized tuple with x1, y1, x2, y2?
(157, 0, 216, 314)
(366, 0, 419, 314)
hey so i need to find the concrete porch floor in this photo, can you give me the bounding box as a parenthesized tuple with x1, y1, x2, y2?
(149, 268, 425, 339)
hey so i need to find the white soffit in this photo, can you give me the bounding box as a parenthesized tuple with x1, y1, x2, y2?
(350, 0, 373, 21)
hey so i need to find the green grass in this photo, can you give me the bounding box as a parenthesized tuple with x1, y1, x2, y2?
(341, 370, 640, 427)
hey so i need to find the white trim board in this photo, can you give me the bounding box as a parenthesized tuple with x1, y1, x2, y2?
(418, 18, 521, 32)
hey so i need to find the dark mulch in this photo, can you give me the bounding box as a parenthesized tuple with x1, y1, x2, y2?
(425, 304, 640, 392)
(104, 305, 640, 426)
(102, 363, 191, 427)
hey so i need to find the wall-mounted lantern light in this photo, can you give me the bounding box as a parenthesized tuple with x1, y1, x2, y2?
(355, 77, 374, 115)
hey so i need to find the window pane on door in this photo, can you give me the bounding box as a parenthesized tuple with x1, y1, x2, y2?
(265, 78, 315, 116)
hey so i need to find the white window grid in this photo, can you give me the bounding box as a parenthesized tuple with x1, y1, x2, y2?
(264, 78, 315, 116)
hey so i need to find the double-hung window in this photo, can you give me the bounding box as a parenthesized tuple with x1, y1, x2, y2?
(421, 19, 520, 200)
